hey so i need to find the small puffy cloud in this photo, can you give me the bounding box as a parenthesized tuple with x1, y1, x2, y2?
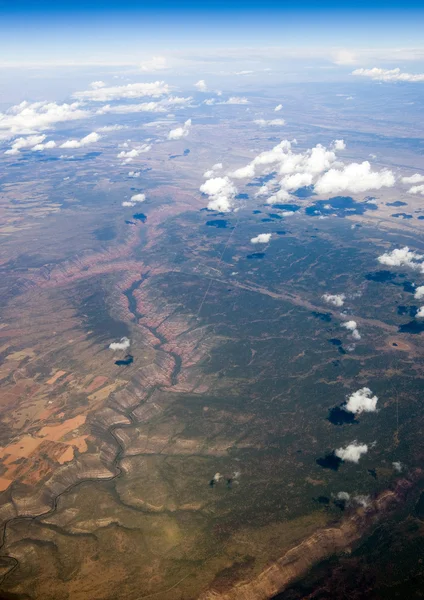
(344, 387, 378, 414)
(408, 184, 424, 196)
(342, 320, 358, 332)
(414, 286, 424, 300)
(335, 441, 368, 463)
(342, 320, 361, 340)
(128, 171, 140, 178)
(377, 246, 424, 271)
(393, 461, 403, 473)
(274, 104, 283, 112)
(168, 118, 191, 140)
(266, 190, 292, 204)
(90, 80, 105, 89)
(118, 148, 138, 159)
(60, 131, 100, 149)
(416, 307, 424, 318)
(332, 139, 346, 150)
(73, 81, 170, 102)
(109, 337, 130, 351)
(130, 193, 146, 202)
(251, 233, 272, 244)
(117, 144, 151, 163)
(194, 79, 207, 92)
(4, 133, 46, 154)
(254, 118, 285, 127)
(140, 56, 167, 72)
(32, 140, 56, 151)
(122, 201, 135, 207)
(200, 175, 237, 213)
(203, 162, 223, 178)
(352, 67, 424, 83)
(401, 173, 424, 184)
(336, 491, 350, 501)
(0, 101, 89, 140)
(353, 495, 371, 508)
(322, 293, 345, 307)
(314, 161, 395, 195)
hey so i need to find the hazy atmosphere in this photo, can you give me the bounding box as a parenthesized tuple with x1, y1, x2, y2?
(0, 1, 424, 599)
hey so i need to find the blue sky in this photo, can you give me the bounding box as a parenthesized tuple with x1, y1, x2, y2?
(1, 0, 424, 68)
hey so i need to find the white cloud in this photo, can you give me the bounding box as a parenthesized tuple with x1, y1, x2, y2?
(401, 173, 424, 184)
(32, 140, 56, 151)
(322, 293, 345, 307)
(266, 190, 292, 204)
(342, 320, 361, 340)
(194, 79, 207, 92)
(97, 96, 192, 115)
(4, 134, 47, 154)
(73, 81, 170, 102)
(60, 131, 101, 149)
(377, 247, 424, 271)
(140, 56, 167, 72)
(254, 118, 285, 127)
(281, 172, 313, 191)
(336, 491, 350, 501)
(352, 67, 424, 82)
(314, 161, 395, 195)
(117, 144, 151, 163)
(128, 171, 140, 178)
(97, 124, 127, 132)
(335, 441, 368, 463)
(168, 118, 191, 140)
(344, 387, 378, 414)
(200, 176, 237, 213)
(416, 307, 424, 318)
(353, 495, 371, 508)
(332, 139, 346, 151)
(130, 193, 146, 202)
(221, 97, 250, 105)
(393, 461, 403, 473)
(231, 164, 256, 179)
(109, 337, 130, 351)
(231, 140, 337, 184)
(0, 101, 89, 139)
(90, 80, 106, 89)
(414, 286, 424, 300)
(408, 184, 424, 196)
(122, 201, 135, 207)
(274, 104, 283, 112)
(203, 163, 223, 178)
(251, 233, 272, 244)
(235, 70, 254, 76)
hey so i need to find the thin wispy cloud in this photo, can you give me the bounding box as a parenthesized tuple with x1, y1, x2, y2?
(73, 81, 170, 102)
(352, 67, 424, 82)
